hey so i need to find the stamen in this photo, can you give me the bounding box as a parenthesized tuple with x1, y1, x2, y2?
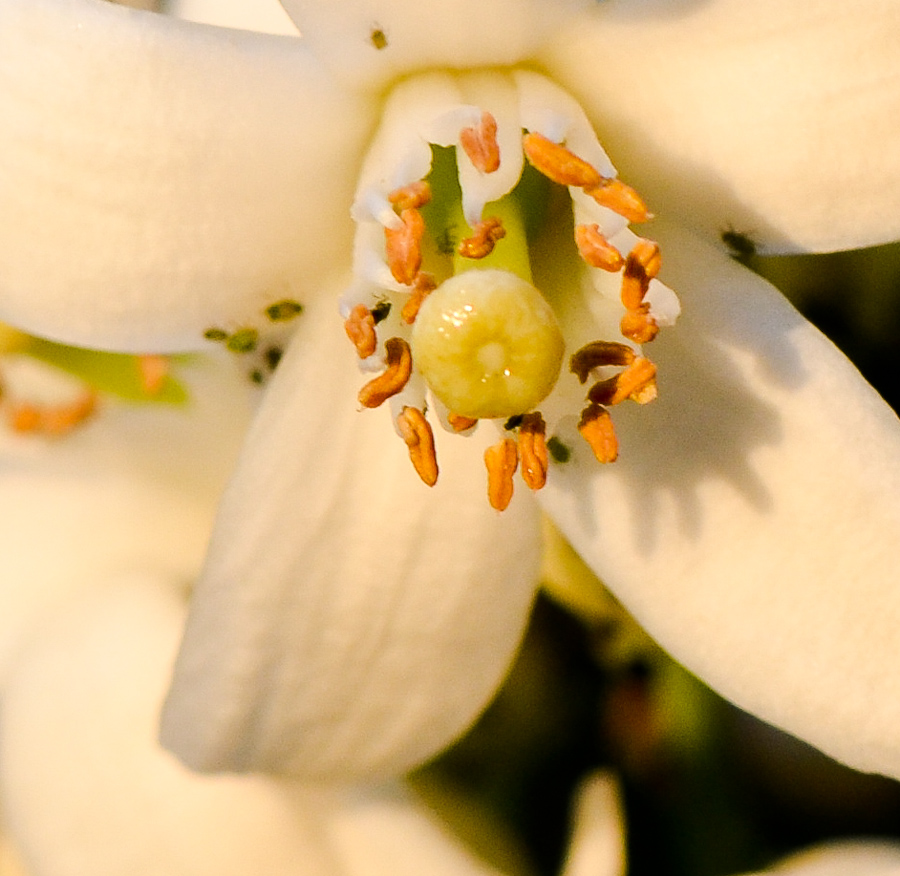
(485, 437, 518, 511)
(621, 239, 661, 311)
(620, 308, 659, 345)
(357, 337, 413, 407)
(574, 224, 624, 271)
(518, 412, 548, 491)
(587, 357, 658, 406)
(570, 341, 636, 383)
(584, 179, 653, 223)
(388, 180, 432, 211)
(522, 132, 602, 189)
(458, 217, 506, 260)
(137, 355, 168, 395)
(385, 208, 425, 285)
(460, 111, 501, 174)
(577, 403, 618, 464)
(344, 303, 378, 358)
(9, 391, 97, 436)
(448, 412, 478, 432)
(401, 272, 437, 325)
(397, 406, 439, 486)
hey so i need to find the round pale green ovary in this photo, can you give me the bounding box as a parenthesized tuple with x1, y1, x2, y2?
(411, 270, 565, 419)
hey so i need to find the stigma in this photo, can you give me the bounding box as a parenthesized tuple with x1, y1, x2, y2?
(341, 70, 680, 510)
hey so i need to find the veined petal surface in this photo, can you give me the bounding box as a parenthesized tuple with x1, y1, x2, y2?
(277, 0, 591, 91)
(0, 0, 374, 351)
(161, 292, 541, 780)
(540, 219, 900, 779)
(541, 0, 900, 254)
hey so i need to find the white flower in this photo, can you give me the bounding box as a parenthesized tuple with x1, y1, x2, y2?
(2, 0, 900, 786)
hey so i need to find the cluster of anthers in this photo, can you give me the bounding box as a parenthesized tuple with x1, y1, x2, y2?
(342, 81, 674, 511)
(0, 344, 170, 438)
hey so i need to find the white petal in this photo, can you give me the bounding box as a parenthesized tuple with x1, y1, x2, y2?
(560, 773, 625, 876)
(327, 786, 502, 876)
(0, 354, 254, 688)
(167, 0, 298, 33)
(541, 0, 900, 254)
(0, 574, 342, 876)
(749, 841, 900, 876)
(161, 293, 541, 780)
(539, 219, 900, 779)
(0, 0, 374, 351)
(277, 0, 591, 91)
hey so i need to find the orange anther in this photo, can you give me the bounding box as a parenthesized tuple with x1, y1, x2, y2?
(577, 404, 618, 464)
(458, 217, 506, 260)
(522, 132, 602, 189)
(344, 303, 378, 358)
(584, 179, 653, 223)
(388, 180, 432, 211)
(588, 357, 657, 407)
(357, 337, 412, 408)
(484, 437, 518, 511)
(9, 391, 97, 436)
(397, 406, 439, 486)
(620, 308, 659, 345)
(401, 272, 437, 325)
(621, 239, 661, 311)
(137, 355, 168, 395)
(518, 412, 548, 491)
(570, 341, 636, 383)
(385, 208, 425, 286)
(460, 111, 501, 174)
(574, 225, 624, 271)
(448, 412, 478, 432)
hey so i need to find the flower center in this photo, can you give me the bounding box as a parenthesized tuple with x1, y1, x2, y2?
(341, 70, 680, 510)
(411, 269, 564, 420)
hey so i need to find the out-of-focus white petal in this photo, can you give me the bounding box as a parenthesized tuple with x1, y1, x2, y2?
(161, 292, 541, 780)
(748, 841, 900, 876)
(327, 786, 502, 876)
(0, 0, 374, 351)
(277, 0, 591, 91)
(0, 354, 255, 687)
(0, 574, 342, 876)
(540, 219, 900, 780)
(541, 0, 900, 254)
(560, 773, 625, 876)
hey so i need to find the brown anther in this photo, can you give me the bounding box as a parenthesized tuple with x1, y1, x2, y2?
(522, 132, 602, 188)
(397, 406, 439, 487)
(577, 403, 618, 464)
(460, 111, 501, 174)
(357, 337, 412, 408)
(620, 307, 660, 345)
(620, 239, 661, 311)
(587, 357, 657, 407)
(458, 217, 506, 260)
(344, 303, 378, 358)
(401, 272, 437, 325)
(9, 391, 97, 436)
(388, 180, 432, 211)
(574, 224, 624, 271)
(385, 208, 425, 285)
(448, 412, 478, 432)
(485, 437, 518, 511)
(518, 412, 549, 491)
(570, 341, 636, 383)
(584, 179, 653, 224)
